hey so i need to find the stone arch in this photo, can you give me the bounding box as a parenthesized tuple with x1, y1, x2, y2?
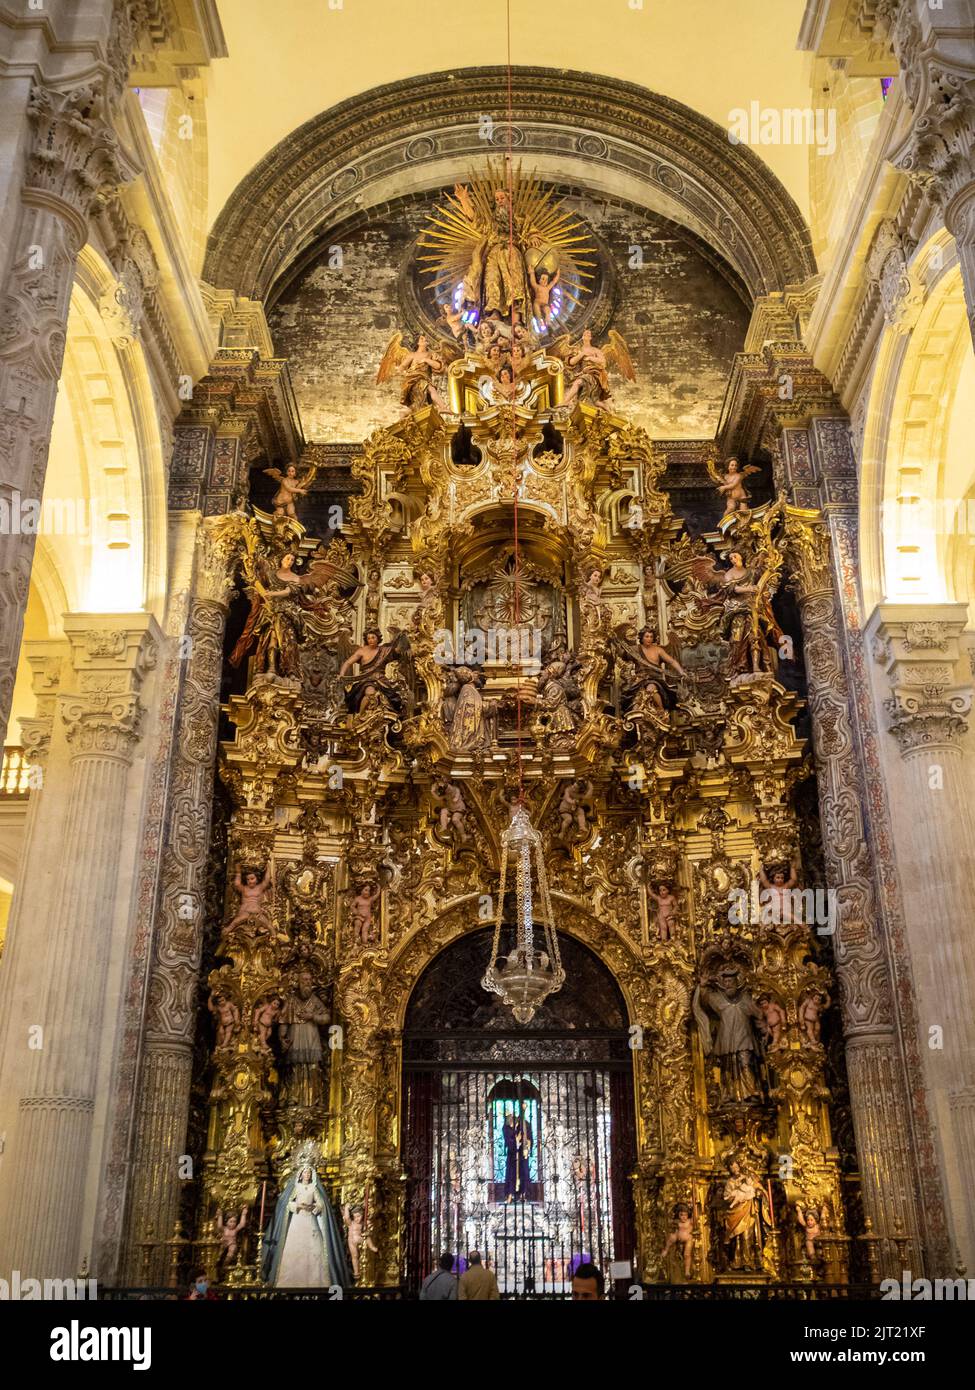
(204, 66, 816, 305)
(860, 234, 971, 609)
(5, 247, 168, 745)
(44, 246, 169, 620)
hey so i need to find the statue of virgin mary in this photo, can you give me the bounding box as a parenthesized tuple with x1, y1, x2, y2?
(261, 1157, 350, 1288)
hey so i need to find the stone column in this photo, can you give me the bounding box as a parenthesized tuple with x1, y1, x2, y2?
(0, 1, 139, 748)
(781, 415, 950, 1275)
(121, 520, 236, 1282)
(868, 604, 975, 1270)
(881, 0, 975, 347)
(0, 642, 66, 1073)
(0, 615, 156, 1279)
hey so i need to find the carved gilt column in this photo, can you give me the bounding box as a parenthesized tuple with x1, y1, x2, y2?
(121, 521, 237, 1282)
(0, 615, 157, 1278)
(779, 406, 955, 1273)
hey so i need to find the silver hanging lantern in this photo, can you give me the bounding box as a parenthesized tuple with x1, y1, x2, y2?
(481, 804, 565, 1023)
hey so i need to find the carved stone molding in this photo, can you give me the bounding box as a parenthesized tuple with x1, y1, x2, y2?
(204, 66, 815, 303)
(865, 217, 924, 333)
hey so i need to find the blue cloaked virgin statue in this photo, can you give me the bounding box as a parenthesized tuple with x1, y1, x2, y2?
(261, 1157, 351, 1289)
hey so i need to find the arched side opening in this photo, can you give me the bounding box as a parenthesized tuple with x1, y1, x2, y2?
(401, 927, 637, 1296)
(860, 244, 972, 610)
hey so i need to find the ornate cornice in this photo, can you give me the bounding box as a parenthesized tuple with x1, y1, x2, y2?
(717, 337, 842, 468)
(168, 348, 303, 512)
(204, 66, 816, 304)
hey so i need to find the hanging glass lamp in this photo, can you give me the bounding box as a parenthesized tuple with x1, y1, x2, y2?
(481, 804, 565, 1023)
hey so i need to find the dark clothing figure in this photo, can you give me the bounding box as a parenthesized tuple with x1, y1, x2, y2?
(503, 1115, 532, 1201)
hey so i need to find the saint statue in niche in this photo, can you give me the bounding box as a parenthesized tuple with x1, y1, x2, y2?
(502, 1103, 533, 1204)
(692, 959, 766, 1103)
(338, 626, 410, 713)
(278, 967, 330, 1109)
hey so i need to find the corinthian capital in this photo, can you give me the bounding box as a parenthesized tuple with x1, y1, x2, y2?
(891, 67, 975, 221)
(882, 687, 971, 753)
(61, 693, 144, 757)
(58, 615, 160, 759)
(879, 0, 975, 226)
(868, 604, 974, 755)
(25, 83, 138, 231)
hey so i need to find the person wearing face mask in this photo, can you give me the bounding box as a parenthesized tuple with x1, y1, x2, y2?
(186, 1270, 218, 1300)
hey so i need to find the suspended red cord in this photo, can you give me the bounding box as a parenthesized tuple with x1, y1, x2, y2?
(504, 0, 524, 806)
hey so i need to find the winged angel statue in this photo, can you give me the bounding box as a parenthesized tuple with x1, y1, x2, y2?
(549, 327, 636, 410)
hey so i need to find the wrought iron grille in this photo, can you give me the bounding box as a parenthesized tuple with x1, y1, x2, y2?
(402, 930, 636, 1295)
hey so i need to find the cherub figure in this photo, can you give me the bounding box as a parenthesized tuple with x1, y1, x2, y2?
(799, 990, 827, 1047)
(648, 881, 681, 942)
(558, 778, 594, 841)
(473, 318, 500, 356)
(709, 455, 760, 516)
(661, 1202, 695, 1279)
(529, 263, 560, 328)
(263, 463, 317, 519)
(757, 994, 787, 1049)
(226, 862, 272, 934)
(759, 859, 799, 924)
(343, 1203, 378, 1280)
(432, 780, 470, 846)
(251, 994, 282, 1050)
(510, 341, 530, 374)
(796, 1202, 822, 1263)
(215, 1206, 248, 1266)
(208, 990, 240, 1049)
(348, 881, 382, 947)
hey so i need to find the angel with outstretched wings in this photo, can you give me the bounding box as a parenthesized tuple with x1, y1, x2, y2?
(228, 536, 303, 680)
(707, 454, 760, 515)
(717, 548, 785, 676)
(377, 331, 459, 414)
(551, 328, 635, 410)
(263, 462, 317, 519)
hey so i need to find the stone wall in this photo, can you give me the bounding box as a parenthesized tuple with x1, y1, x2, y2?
(267, 191, 750, 444)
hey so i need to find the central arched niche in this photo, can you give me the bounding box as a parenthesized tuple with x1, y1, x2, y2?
(403, 927, 629, 1040)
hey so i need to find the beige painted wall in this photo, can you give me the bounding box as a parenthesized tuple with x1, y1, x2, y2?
(205, 0, 812, 230)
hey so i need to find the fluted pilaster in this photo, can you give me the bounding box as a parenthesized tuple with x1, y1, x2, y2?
(0, 616, 156, 1278)
(869, 604, 975, 1268)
